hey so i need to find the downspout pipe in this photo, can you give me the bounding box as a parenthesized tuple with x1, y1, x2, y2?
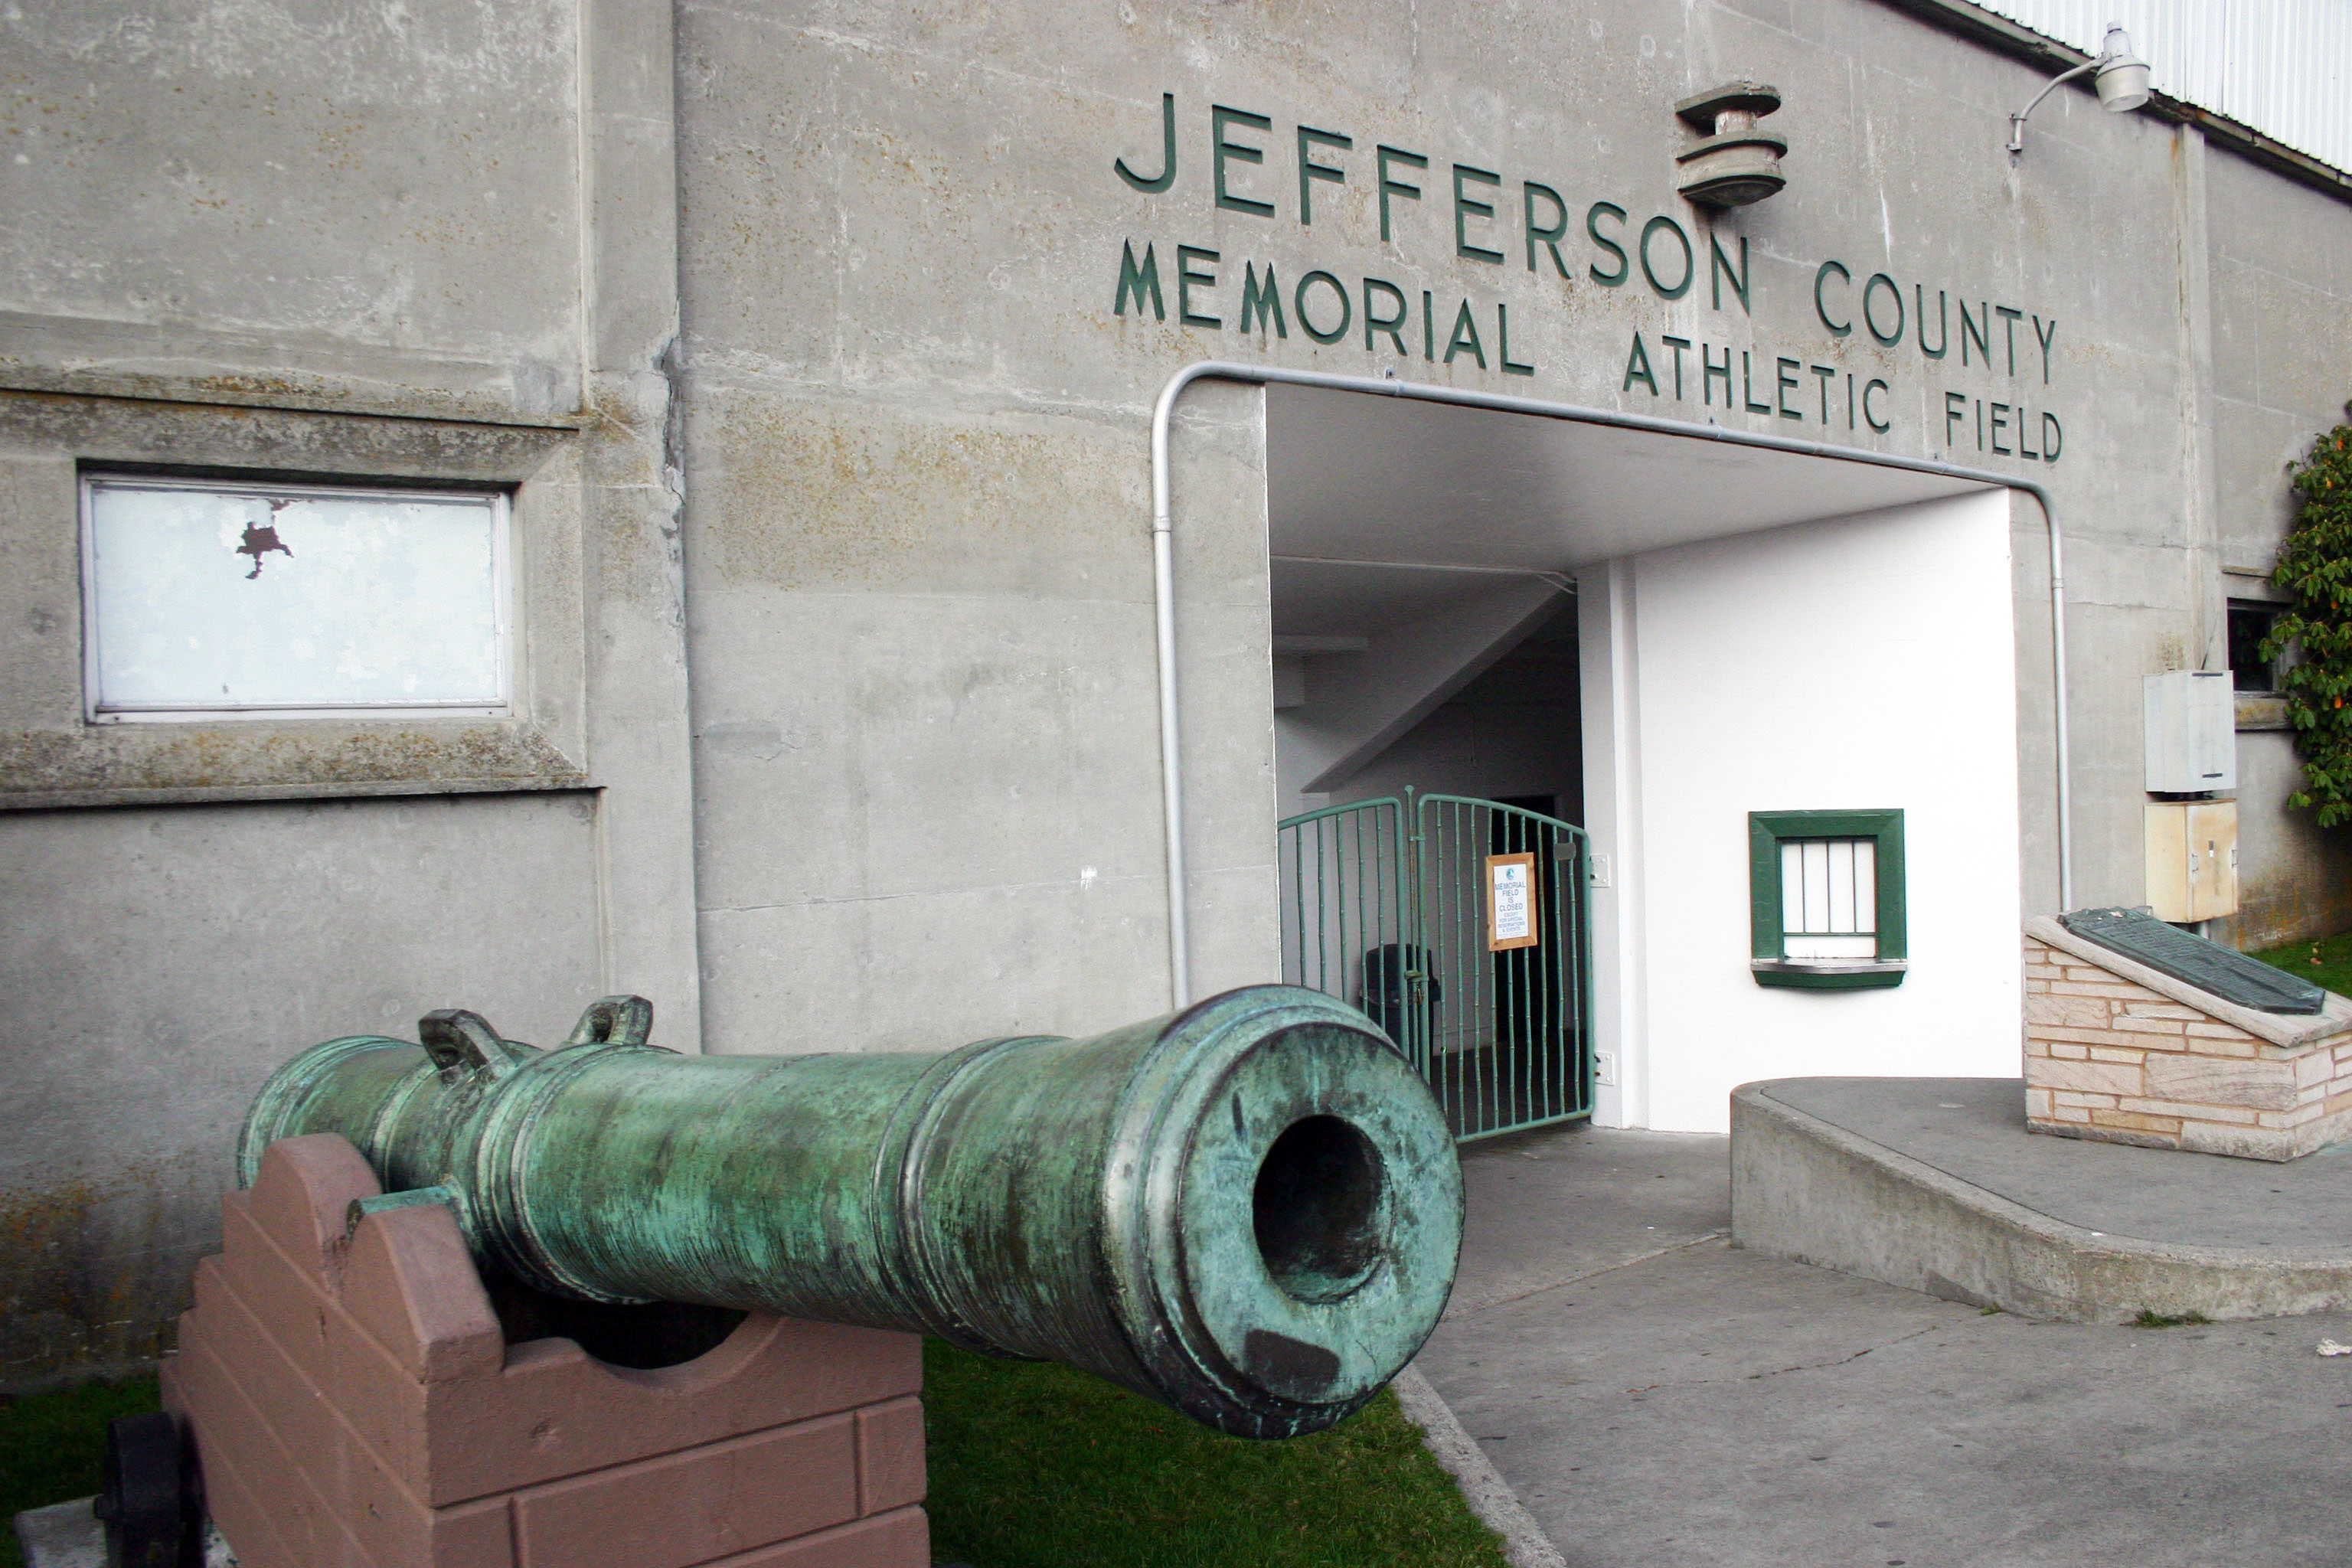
(1151, 360, 2071, 1008)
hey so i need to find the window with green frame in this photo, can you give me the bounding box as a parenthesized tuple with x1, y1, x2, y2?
(1747, 809, 1906, 989)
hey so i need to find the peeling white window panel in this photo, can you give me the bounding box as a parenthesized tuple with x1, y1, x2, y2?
(83, 477, 510, 720)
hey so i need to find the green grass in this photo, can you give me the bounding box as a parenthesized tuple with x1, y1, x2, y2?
(924, 1340, 1509, 1568)
(2252, 929, 2352, 1000)
(2132, 1309, 2212, 1329)
(0, 1374, 160, 1568)
(2, 1349, 1508, 1568)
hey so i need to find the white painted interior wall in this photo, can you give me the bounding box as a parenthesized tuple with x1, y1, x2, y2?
(1581, 490, 2024, 1134)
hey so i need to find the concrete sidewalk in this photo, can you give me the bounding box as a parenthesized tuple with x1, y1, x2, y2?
(1415, 1121, 2352, 1568)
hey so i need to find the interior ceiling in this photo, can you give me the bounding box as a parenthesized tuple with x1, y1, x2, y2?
(1264, 382, 1992, 639)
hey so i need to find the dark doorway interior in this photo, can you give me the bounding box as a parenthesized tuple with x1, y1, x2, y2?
(1324, 597, 1583, 825)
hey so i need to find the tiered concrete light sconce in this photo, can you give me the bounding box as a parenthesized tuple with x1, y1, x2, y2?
(1674, 82, 1785, 207)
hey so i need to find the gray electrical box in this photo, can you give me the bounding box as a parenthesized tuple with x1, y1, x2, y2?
(2144, 671, 2236, 792)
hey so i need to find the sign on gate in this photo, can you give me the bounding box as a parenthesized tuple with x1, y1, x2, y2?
(1486, 853, 1538, 950)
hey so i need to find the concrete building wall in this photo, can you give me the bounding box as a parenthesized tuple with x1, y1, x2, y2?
(2203, 148, 2352, 951)
(662, 0, 2204, 1049)
(2, 0, 2349, 1383)
(0, 0, 698, 1386)
(671, 2, 1283, 1045)
(1, 792, 604, 1382)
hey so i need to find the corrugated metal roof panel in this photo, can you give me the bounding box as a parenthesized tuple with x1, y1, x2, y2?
(1969, 0, 2350, 175)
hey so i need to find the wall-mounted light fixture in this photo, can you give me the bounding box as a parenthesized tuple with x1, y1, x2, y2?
(1675, 83, 1785, 207)
(2007, 23, 2151, 158)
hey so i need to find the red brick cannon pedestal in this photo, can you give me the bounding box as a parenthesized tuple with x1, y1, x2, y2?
(162, 1135, 930, 1568)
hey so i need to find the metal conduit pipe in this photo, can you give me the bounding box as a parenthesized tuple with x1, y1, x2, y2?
(1150, 359, 2072, 1007)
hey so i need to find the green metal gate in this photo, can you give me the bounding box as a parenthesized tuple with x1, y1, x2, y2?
(1278, 792, 1593, 1141)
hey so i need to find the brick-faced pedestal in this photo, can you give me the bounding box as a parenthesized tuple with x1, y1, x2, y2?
(160, 1135, 930, 1568)
(2023, 916, 2352, 1161)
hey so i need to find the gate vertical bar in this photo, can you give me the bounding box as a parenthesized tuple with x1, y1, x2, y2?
(1283, 792, 1589, 1141)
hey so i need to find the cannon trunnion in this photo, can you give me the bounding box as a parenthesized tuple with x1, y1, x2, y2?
(238, 985, 1465, 1439)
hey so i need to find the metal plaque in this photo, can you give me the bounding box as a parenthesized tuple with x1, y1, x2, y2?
(2057, 906, 2327, 1014)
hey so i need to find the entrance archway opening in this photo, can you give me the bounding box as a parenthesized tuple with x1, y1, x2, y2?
(1257, 380, 2019, 1135)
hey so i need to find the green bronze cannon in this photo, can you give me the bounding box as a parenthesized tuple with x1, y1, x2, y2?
(238, 985, 1463, 1439)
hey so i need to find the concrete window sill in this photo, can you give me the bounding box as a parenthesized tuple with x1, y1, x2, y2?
(0, 720, 588, 811)
(2236, 694, 2292, 732)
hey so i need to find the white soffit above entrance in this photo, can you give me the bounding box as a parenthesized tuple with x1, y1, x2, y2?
(1264, 382, 1989, 585)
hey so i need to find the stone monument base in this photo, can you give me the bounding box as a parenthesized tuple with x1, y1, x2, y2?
(2022, 917, 2352, 1161)
(162, 1134, 929, 1568)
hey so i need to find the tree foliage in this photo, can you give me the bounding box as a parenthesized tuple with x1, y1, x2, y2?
(2266, 403, 2352, 826)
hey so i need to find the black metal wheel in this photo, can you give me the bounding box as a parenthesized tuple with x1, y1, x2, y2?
(93, 1410, 191, 1568)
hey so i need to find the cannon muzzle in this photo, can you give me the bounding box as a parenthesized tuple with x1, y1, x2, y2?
(239, 985, 1463, 1438)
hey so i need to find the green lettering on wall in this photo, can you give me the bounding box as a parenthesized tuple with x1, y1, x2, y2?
(1524, 182, 1571, 277)
(1298, 126, 1352, 226)
(1623, 331, 1659, 394)
(1862, 273, 1904, 346)
(1814, 260, 1853, 335)
(1443, 299, 1487, 368)
(1377, 146, 1428, 242)
(1295, 270, 1351, 343)
(1453, 165, 1504, 263)
(1661, 335, 1691, 399)
(1994, 305, 2024, 374)
(2034, 315, 2057, 384)
(1864, 377, 1891, 433)
(1709, 234, 1749, 313)
(1240, 262, 1287, 338)
(1364, 276, 1410, 353)
(1944, 390, 1968, 445)
(1640, 215, 1693, 299)
(1498, 303, 1534, 376)
(1959, 300, 1989, 366)
(1178, 244, 1222, 327)
(1115, 240, 1165, 319)
(1212, 106, 1275, 216)
(1917, 287, 1949, 359)
(2042, 410, 2063, 462)
(1813, 364, 1838, 423)
(1702, 341, 1731, 406)
(1775, 356, 1801, 420)
(1115, 92, 1178, 193)
(1587, 201, 1629, 286)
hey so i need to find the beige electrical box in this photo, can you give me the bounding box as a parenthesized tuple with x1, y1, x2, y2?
(2145, 800, 2239, 921)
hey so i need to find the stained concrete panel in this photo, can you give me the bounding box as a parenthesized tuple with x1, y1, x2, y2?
(2219, 729, 2352, 952)
(0, 791, 601, 1384)
(0, 0, 585, 416)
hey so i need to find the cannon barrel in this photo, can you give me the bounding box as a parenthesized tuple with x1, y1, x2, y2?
(237, 985, 1463, 1439)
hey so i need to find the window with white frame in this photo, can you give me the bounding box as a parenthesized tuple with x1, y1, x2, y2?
(1747, 809, 1906, 989)
(81, 475, 510, 721)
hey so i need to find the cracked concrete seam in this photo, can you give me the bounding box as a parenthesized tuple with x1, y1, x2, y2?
(1718, 1323, 1946, 1389)
(1450, 1230, 1730, 1316)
